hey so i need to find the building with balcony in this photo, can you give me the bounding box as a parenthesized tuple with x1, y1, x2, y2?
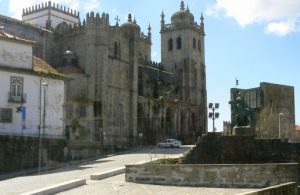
(0, 29, 66, 139)
(0, 1, 207, 146)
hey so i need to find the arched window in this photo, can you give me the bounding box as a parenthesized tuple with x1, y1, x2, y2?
(114, 41, 121, 58)
(193, 38, 196, 49)
(168, 38, 173, 51)
(11, 77, 23, 97)
(176, 37, 182, 49)
(198, 40, 201, 52)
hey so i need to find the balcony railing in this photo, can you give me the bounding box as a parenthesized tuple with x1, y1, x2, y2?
(8, 93, 27, 103)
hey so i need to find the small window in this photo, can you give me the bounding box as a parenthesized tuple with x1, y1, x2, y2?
(67, 104, 73, 118)
(94, 101, 102, 116)
(79, 105, 86, 118)
(198, 40, 201, 51)
(168, 38, 173, 51)
(0, 108, 13, 123)
(114, 41, 118, 58)
(176, 37, 182, 49)
(193, 38, 196, 49)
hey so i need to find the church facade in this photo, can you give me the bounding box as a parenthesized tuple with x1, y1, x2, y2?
(0, 1, 207, 146)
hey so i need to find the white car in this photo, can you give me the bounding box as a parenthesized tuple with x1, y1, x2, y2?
(157, 139, 182, 148)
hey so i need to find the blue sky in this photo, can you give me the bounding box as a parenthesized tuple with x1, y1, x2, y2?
(1, 0, 300, 131)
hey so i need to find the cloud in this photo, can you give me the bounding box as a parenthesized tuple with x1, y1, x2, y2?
(8, 0, 100, 19)
(207, 0, 300, 36)
(265, 20, 296, 36)
(82, 0, 100, 13)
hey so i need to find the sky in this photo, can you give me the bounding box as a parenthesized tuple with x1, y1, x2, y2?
(0, 0, 300, 131)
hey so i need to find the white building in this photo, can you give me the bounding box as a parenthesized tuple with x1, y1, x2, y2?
(22, 1, 79, 29)
(0, 28, 66, 139)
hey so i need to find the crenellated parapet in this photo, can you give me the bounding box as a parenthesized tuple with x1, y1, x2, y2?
(85, 12, 109, 26)
(22, 1, 79, 18)
(138, 58, 165, 71)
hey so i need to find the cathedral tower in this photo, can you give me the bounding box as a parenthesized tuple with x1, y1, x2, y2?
(161, 1, 207, 134)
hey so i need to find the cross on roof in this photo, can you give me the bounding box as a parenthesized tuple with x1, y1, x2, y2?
(115, 16, 120, 26)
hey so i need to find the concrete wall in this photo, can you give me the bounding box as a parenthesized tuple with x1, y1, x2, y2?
(0, 39, 32, 69)
(125, 163, 298, 188)
(0, 70, 65, 138)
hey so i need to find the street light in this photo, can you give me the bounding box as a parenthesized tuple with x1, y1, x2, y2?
(38, 82, 48, 173)
(278, 113, 283, 139)
(208, 103, 219, 133)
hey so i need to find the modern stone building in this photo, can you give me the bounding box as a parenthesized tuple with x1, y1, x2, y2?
(229, 82, 300, 142)
(0, 1, 207, 146)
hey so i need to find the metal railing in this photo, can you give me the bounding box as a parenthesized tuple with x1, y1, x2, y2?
(8, 93, 27, 103)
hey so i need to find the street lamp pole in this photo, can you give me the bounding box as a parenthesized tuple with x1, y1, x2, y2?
(278, 113, 283, 139)
(208, 103, 219, 133)
(38, 82, 48, 173)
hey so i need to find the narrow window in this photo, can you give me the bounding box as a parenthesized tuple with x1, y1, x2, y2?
(114, 41, 118, 58)
(177, 37, 182, 49)
(198, 40, 201, 52)
(79, 105, 86, 118)
(10, 77, 23, 102)
(193, 38, 196, 49)
(168, 38, 173, 51)
(94, 101, 102, 116)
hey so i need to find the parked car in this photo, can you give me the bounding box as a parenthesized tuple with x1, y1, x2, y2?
(157, 139, 182, 148)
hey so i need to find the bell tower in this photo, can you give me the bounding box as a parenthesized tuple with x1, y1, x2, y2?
(161, 1, 207, 133)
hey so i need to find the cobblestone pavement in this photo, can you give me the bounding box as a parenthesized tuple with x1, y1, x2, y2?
(57, 174, 256, 195)
(0, 146, 192, 195)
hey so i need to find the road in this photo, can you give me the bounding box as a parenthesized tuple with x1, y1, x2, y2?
(0, 146, 192, 195)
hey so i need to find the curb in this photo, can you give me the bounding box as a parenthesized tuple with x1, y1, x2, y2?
(90, 167, 125, 180)
(20, 179, 86, 195)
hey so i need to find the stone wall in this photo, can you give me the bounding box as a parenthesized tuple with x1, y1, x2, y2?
(0, 135, 66, 173)
(125, 163, 298, 188)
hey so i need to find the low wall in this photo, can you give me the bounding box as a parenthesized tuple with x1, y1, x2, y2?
(125, 163, 298, 188)
(0, 135, 66, 173)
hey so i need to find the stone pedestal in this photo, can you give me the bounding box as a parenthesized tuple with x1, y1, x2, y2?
(233, 126, 255, 136)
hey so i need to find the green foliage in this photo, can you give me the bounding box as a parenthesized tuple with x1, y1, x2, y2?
(158, 158, 180, 164)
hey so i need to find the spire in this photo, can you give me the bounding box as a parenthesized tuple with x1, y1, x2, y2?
(161, 10, 165, 21)
(160, 10, 165, 32)
(186, 4, 190, 13)
(200, 12, 205, 34)
(127, 13, 132, 22)
(148, 23, 152, 33)
(148, 23, 152, 39)
(180, 1, 185, 11)
(133, 17, 137, 24)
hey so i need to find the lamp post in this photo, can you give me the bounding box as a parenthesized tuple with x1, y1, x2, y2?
(38, 82, 48, 173)
(208, 103, 219, 133)
(278, 113, 283, 139)
(119, 104, 122, 148)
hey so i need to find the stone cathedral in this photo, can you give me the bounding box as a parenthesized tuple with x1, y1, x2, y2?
(0, 1, 207, 146)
